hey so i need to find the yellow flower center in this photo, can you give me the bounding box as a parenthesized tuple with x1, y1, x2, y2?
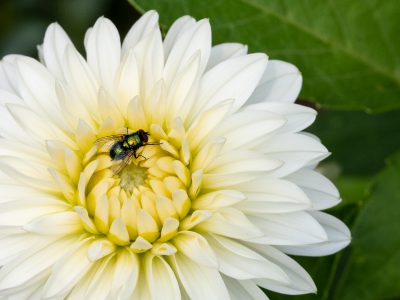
(73, 120, 207, 256)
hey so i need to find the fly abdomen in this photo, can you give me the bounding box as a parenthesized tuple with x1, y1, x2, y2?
(110, 142, 126, 160)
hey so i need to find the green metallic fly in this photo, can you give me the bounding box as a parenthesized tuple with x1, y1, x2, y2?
(95, 129, 159, 174)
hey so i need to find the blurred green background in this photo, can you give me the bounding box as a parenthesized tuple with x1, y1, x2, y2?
(1, 0, 400, 299)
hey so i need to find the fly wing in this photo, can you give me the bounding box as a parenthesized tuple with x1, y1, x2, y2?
(111, 151, 135, 174)
(95, 135, 125, 152)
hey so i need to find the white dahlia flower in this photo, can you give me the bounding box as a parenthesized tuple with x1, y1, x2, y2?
(0, 10, 350, 299)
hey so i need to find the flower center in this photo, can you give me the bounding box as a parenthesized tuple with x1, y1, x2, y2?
(73, 122, 210, 255)
(119, 164, 148, 193)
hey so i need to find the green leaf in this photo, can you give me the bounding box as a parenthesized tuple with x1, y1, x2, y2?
(130, 0, 400, 112)
(309, 109, 400, 175)
(333, 152, 400, 299)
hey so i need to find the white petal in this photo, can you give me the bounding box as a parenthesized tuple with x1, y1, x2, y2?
(0, 183, 47, 204)
(0, 236, 76, 290)
(206, 43, 248, 71)
(133, 27, 164, 100)
(42, 238, 93, 298)
(0, 137, 48, 165)
(0, 197, 69, 226)
(0, 233, 51, 266)
(85, 17, 121, 93)
(23, 211, 83, 235)
(259, 133, 329, 178)
(172, 231, 218, 268)
(197, 207, 263, 240)
(206, 234, 289, 282)
(222, 276, 269, 300)
(115, 50, 140, 114)
(145, 254, 180, 300)
(163, 15, 196, 57)
(131, 269, 151, 300)
(248, 60, 302, 104)
(15, 57, 70, 132)
(164, 19, 211, 89)
(109, 249, 139, 299)
(165, 52, 202, 126)
(63, 44, 99, 116)
(0, 55, 22, 93)
(192, 190, 246, 210)
(169, 252, 230, 300)
(234, 179, 311, 214)
(207, 150, 282, 175)
(0, 60, 16, 93)
(68, 254, 114, 300)
(211, 110, 286, 151)
(248, 211, 328, 245)
(122, 10, 159, 53)
(0, 91, 41, 147)
(286, 168, 341, 210)
(87, 239, 116, 261)
(6, 103, 59, 142)
(187, 100, 233, 151)
(42, 23, 73, 79)
(194, 53, 268, 117)
(244, 102, 316, 134)
(278, 211, 351, 256)
(247, 244, 317, 295)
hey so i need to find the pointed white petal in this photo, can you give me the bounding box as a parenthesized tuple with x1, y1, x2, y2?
(248, 211, 328, 245)
(68, 254, 114, 300)
(85, 17, 121, 93)
(244, 102, 316, 134)
(42, 23, 73, 79)
(15, 57, 71, 131)
(109, 249, 139, 299)
(145, 254, 181, 300)
(163, 15, 196, 57)
(278, 211, 351, 256)
(259, 133, 329, 178)
(248, 60, 302, 104)
(115, 50, 140, 114)
(222, 275, 269, 300)
(122, 10, 159, 53)
(0, 197, 69, 226)
(164, 19, 211, 88)
(286, 168, 341, 210)
(1, 55, 23, 93)
(0, 60, 14, 93)
(234, 179, 311, 213)
(0, 233, 51, 266)
(206, 43, 248, 71)
(207, 150, 282, 175)
(132, 27, 164, 100)
(207, 234, 289, 282)
(165, 52, 202, 126)
(187, 100, 233, 151)
(0, 236, 76, 290)
(63, 44, 99, 114)
(195, 53, 268, 115)
(192, 190, 245, 210)
(24, 211, 83, 235)
(169, 252, 230, 300)
(42, 238, 94, 298)
(197, 207, 263, 240)
(247, 244, 317, 295)
(131, 269, 151, 300)
(172, 231, 218, 268)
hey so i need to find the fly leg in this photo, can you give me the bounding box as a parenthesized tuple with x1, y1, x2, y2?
(133, 150, 147, 160)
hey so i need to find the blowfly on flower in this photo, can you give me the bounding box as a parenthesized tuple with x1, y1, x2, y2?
(95, 129, 159, 174)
